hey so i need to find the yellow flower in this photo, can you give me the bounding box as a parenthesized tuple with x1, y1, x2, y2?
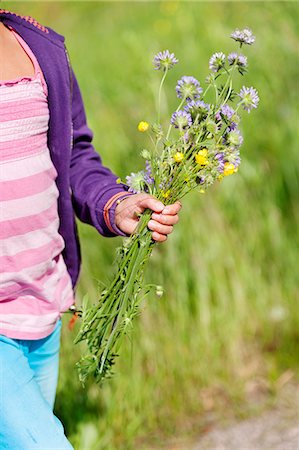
(174, 152, 184, 163)
(137, 121, 149, 132)
(223, 162, 237, 176)
(162, 190, 171, 199)
(195, 149, 209, 166)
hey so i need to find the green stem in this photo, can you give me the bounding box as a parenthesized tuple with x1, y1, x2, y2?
(157, 68, 168, 125)
(215, 58, 238, 109)
(98, 231, 153, 373)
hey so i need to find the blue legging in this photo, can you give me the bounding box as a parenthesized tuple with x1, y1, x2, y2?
(0, 320, 73, 449)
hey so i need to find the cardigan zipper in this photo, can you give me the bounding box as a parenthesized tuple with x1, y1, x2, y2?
(64, 44, 74, 155)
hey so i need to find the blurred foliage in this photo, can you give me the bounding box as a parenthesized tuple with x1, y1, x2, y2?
(5, 1, 299, 448)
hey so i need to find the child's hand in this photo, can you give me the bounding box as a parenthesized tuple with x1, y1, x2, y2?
(115, 193, 181, 242)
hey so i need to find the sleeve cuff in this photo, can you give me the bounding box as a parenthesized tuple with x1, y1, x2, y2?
(103, 191, 134, 236)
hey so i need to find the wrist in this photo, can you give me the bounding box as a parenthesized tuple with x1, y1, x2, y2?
(104, 192, 134, 236)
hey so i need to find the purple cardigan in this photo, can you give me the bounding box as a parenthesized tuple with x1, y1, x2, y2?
(0, 10, 129, 288)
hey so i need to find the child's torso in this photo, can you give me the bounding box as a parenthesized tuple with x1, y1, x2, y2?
(0, 26, 74, 340)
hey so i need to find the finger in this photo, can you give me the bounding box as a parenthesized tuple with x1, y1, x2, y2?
(151, 213, 179, 226)
(138, 196, 164, 213)
(148, 220, 173, 235)
(151, 231, 168, 242)
(162, 201, 182, 215)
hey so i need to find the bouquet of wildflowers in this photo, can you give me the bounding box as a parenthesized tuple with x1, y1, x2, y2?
(75, 28, 259, 385)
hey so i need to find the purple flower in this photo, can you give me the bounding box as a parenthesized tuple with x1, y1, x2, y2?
(215, 111, 221, 122)
(215, 104, 239, 131)
(215, 152, 226, 173)
(209, 52, 226, 72)
(231, 28, 255, 46)
(126, 161, 154, 193)
(228, 122, 237, 131)
(228, 52, 247, 68)
(126, 171, 146, 193)
(238, 86, 259, 112)
(184, 100, 210, 120)
(153, 50, 178, 71)
(222, 105, 240, 130)
(170, 110, 192, 130)
(221, 104, 235, 120)
(176, 76, 203, 101)
(215, 150, 241, 173)
(144, 160, 154, 185)
(227, 149, 241, 168)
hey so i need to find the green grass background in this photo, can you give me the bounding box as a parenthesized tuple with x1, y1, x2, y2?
(5, 1, 299, 448)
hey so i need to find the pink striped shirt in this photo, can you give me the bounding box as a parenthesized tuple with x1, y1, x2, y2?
(0, 28, 74, 339)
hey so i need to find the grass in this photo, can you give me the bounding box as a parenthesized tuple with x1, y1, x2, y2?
(6, 1, 299, 448)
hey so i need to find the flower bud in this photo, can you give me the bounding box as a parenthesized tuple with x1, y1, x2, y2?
(173, 152, 184, 163)
(138, 121, 149, 132)
(156, 285, 164, 297)
(206, 120, 218, 134)
(140, 149, 151, 159)
(227, 130, 243, 147)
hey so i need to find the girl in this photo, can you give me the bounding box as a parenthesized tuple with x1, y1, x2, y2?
(0, 9, 181, 449)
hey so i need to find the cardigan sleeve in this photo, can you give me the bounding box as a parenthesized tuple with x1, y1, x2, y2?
(69, 70, 130, 237)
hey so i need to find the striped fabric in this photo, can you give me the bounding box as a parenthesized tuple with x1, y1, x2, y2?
(0, 28, 74, 339)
